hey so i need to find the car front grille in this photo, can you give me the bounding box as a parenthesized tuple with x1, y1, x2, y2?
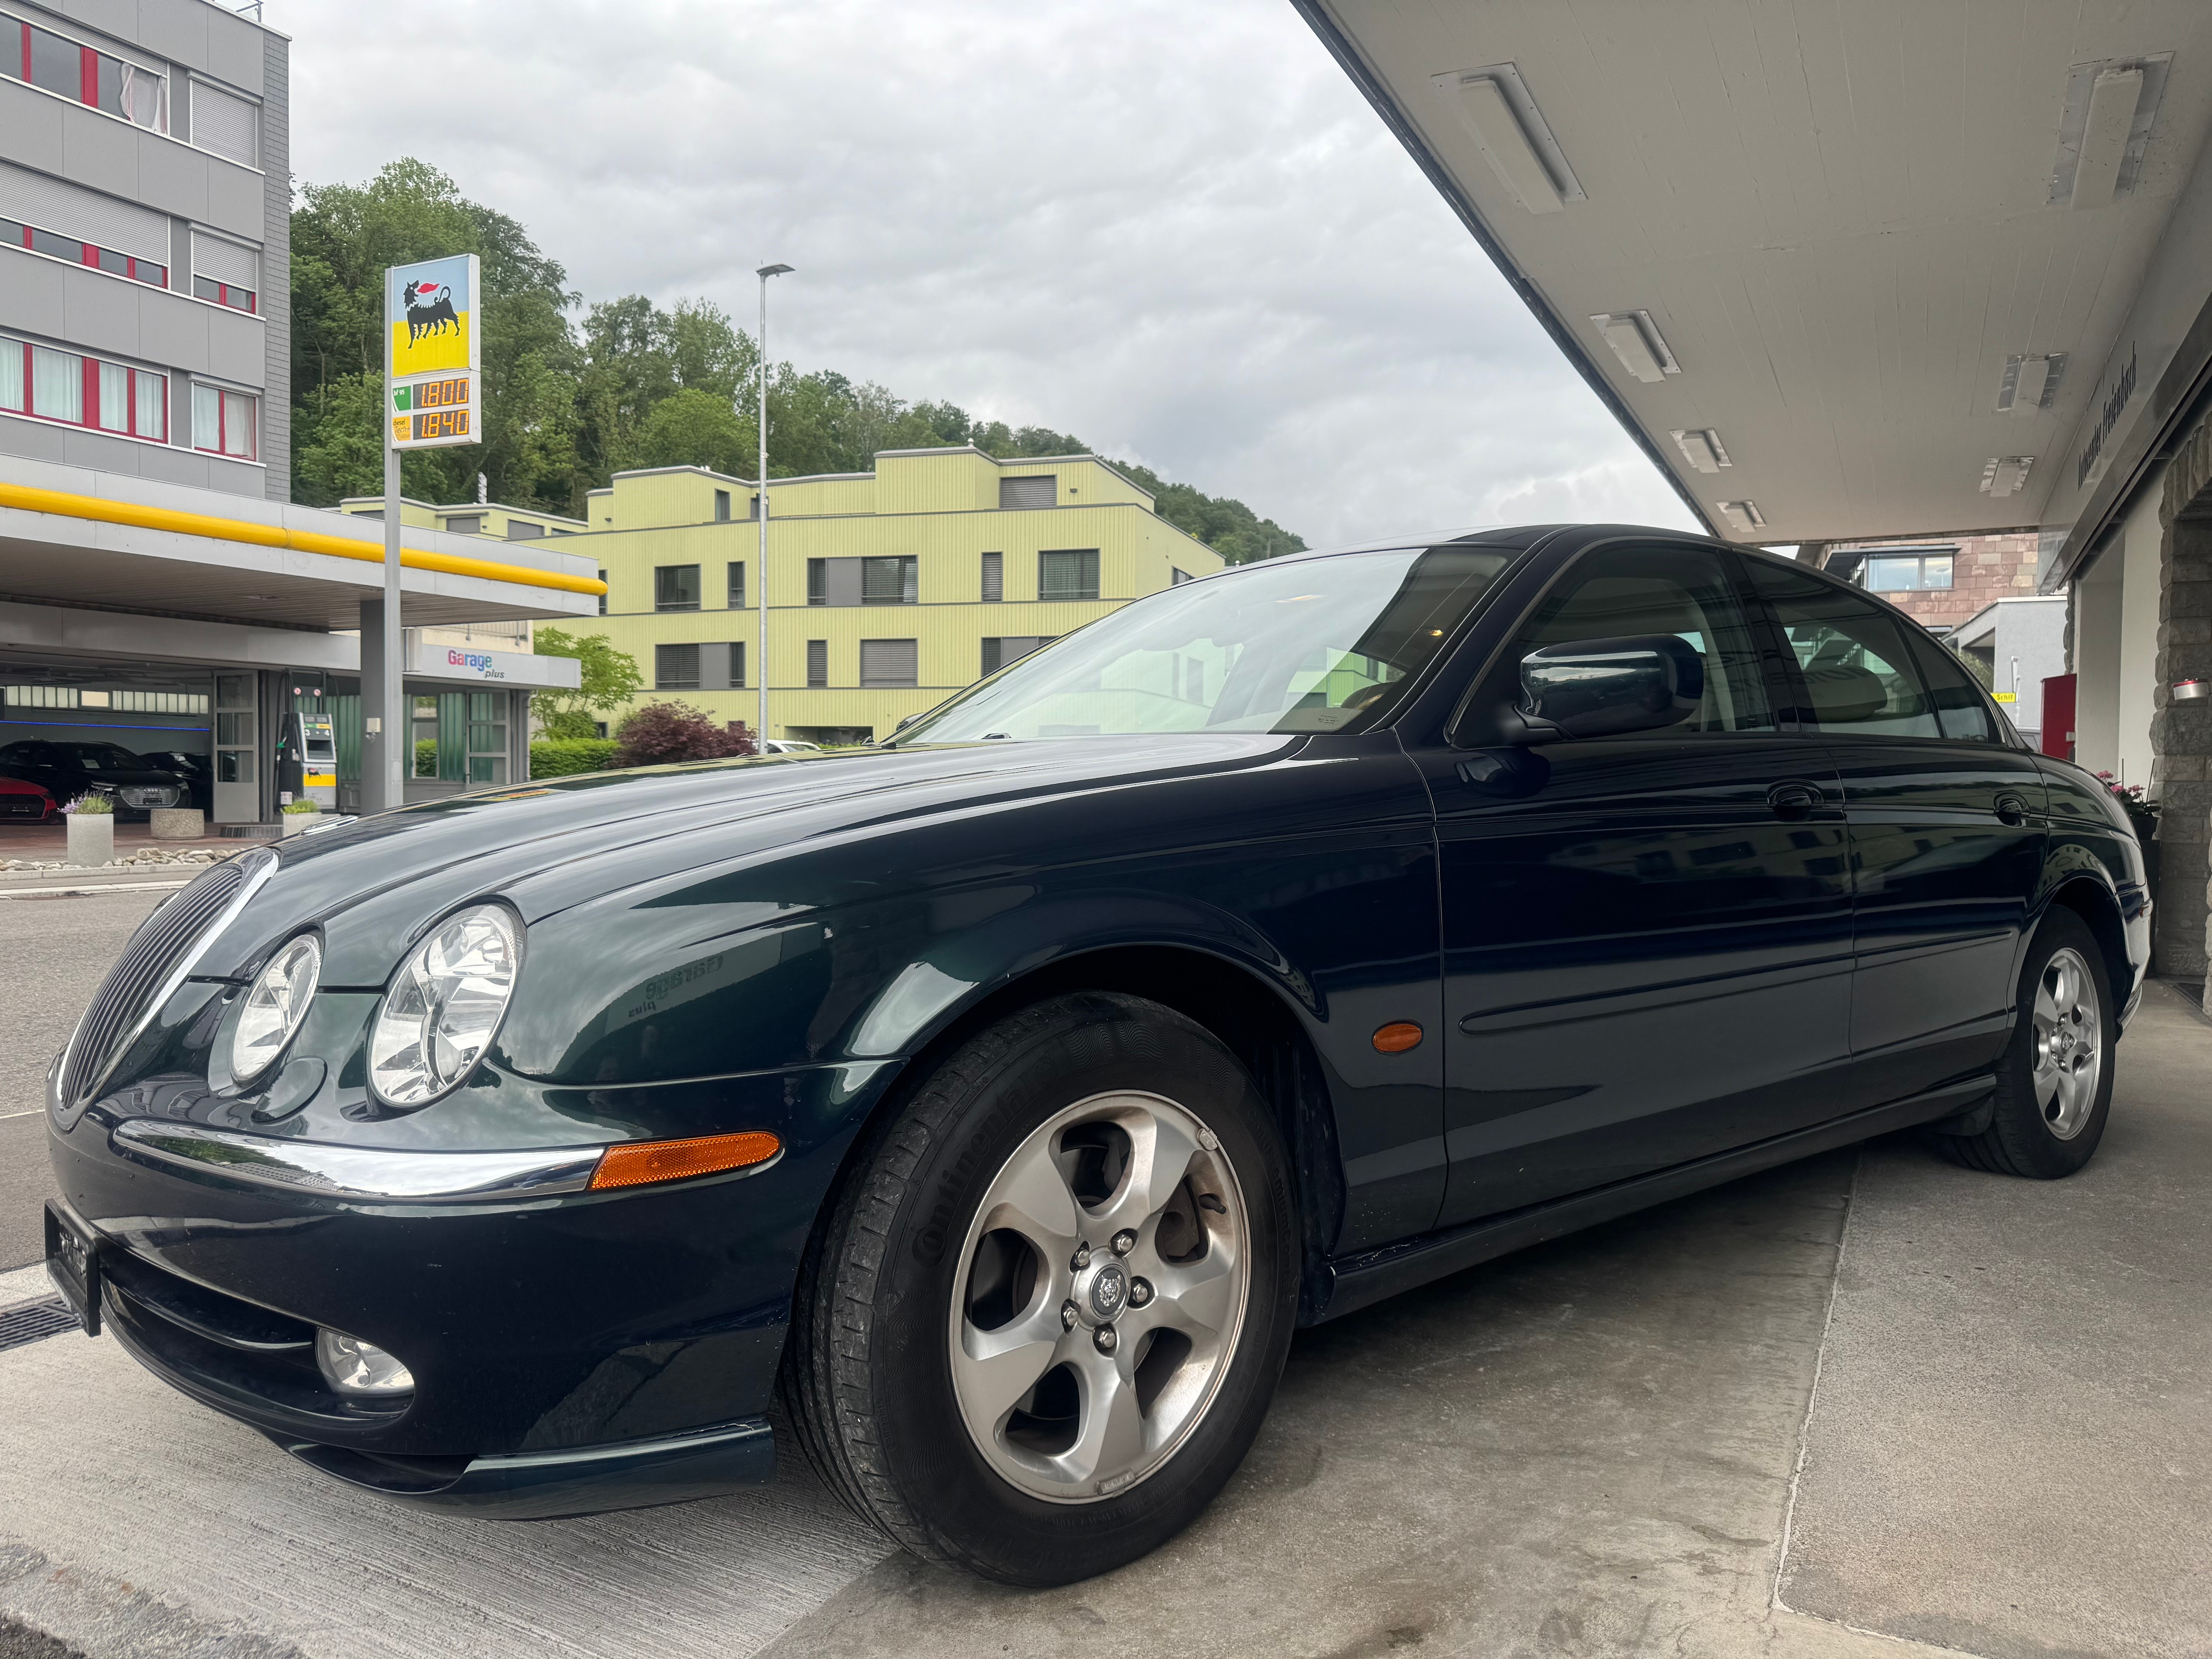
(0, 794, 45, 819)
(58, 850, 268, 1107)
(120, 787, 180, 810)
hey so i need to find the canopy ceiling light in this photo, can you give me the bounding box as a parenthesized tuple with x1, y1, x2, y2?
(2050, 54, 2171, 209)
(1997, 353, 2067, 415)
(1431, 63, 1584, 217)
(1590, 311, 1679, 384)
(1982, 457, 2036, 498)
(1670, 429, 1731, 474)
(1718, 500, 1765, 532)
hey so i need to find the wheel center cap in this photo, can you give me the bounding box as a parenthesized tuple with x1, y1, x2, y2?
(1085, 1261, 1129, 1322)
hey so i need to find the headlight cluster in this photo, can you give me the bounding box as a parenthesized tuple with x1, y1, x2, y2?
(231, 933, 322, 1084)
(368, 904, 522, 1106)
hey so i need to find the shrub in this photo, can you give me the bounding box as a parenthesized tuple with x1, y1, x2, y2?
(530, 738, 621, 778)
(414, 739, 438, 778)
(280, 798, 321, 814)
(613, 702, 756, 766)
(62, 792, 113, 815)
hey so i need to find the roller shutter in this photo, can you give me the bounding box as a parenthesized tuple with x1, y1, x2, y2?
(191, 232, 258, 289)
(0, 160, 168, 263)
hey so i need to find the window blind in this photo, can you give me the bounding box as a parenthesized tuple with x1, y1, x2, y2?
(0, 159, 168, 263)
(191, 231, 258, 289)
(191, 83, 258, 167)
(999, 476, 1056, 510)
(860, 639, 919, 688)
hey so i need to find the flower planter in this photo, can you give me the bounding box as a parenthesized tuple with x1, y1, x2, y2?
(66, 814, 115, 867)
(280, 813, 318, 837)
(149, 806, 205, 840)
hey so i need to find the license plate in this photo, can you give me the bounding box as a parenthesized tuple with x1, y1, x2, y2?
(43, 1201, 101, 1337)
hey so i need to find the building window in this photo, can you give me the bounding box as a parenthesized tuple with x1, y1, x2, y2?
(2, 334, 165, 440)
(1170, 568, 1192, 585)
(444, 514, 483, 536)
(807, 559, 828, 606)
(862, 556, 919, 604)
(726, 562, 745, 609)
(806, 639, 828, 687)
(728, 641, 746, 690)
(860, 639, 919, 688)
(190, 383, 256, 460)
(714, 489, 731, 523)
(1000, 476, 1056, 510)
(656, 643, 701, 690)
(0, 216, 165, 287)
(596, 568, 608, 616)
(505, 521, 543, 540)
(981, 637, 1050, 677)
(191, 275, 256, 313)
(3, 17, 168, 132)
(654, 564, 701, 611)
(981, 551, 1004, 602)
(1039, 549, 1100, 602)
(189, 81, 257, 165)
(1861, 553, 1955, 592)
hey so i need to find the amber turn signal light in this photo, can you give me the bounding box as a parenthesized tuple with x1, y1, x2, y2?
(589, 1130, 782, 1191)
(1372, 1022, 1423, 1054)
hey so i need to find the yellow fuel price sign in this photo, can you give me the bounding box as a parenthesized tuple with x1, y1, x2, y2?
(385, 253, 481, 450)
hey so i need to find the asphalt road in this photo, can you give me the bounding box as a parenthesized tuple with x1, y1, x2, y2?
(0, 891, 166, 1273)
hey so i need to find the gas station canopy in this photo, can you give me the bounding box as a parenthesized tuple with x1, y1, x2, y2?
(1293, 0, 2212, 570)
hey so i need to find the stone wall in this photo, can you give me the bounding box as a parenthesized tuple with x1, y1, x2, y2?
(2153, 412, 2212, 981)
(1857, 532, 2042, 632)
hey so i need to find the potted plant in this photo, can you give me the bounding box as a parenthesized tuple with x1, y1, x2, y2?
(2095, 772, 2160, 891)
(62, 791, 115, 866)
(279, 798, 322, 837)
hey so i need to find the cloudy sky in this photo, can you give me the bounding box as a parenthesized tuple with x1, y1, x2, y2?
(282, 0, 1695, 548)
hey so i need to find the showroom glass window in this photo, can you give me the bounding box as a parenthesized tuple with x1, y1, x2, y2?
(1860, 551, 1954, 592)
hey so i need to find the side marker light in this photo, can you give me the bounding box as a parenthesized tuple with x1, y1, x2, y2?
(589, 1130, 782, 1191)
(1372, 1022, 1424, 1054)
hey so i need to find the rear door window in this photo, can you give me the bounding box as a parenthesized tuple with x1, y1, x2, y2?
(1742, 560, 1944, 737)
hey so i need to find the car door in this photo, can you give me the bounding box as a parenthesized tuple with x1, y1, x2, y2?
(1741, 558, 2048, 1100)
(1415, 539, 1856, 1227)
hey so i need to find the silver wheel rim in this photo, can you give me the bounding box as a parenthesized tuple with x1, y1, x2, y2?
(2033, 946, 2102, 1140)
(946, 1090, 1250, 1504)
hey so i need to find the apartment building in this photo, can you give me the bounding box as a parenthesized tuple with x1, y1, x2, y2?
(359, 447, 1224, 745)
(1, 0, 287, 492)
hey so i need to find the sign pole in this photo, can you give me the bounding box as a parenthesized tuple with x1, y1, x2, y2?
(379, 431, 404, 811)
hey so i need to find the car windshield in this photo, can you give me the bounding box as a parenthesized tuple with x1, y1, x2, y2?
(894, 545, 1518, 744)
(56, 744, 150, 770)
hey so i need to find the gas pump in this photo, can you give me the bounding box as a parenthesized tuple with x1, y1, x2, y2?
(300, 713, 338, 809)
(275, 713, 339, 811)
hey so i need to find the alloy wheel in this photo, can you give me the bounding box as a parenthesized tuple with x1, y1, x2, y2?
(2032, 946, 2102, 1140)
(946, 1091, 1250, 1504)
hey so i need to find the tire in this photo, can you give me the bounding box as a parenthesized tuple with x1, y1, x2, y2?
(781, 991, 1300, 1585)
(1939, 908, 2113, 1178)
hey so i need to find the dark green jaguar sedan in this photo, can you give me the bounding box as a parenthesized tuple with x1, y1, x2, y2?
(45, 525, 2146, 1585)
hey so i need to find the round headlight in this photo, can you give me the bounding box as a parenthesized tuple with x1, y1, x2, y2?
(368, 903, 522, 1107)
(230, 933, 322, 1084)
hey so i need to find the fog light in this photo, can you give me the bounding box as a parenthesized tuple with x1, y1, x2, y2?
(315, 1329, 415, 1397)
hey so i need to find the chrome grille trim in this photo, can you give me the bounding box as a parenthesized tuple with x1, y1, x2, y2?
(56, 849, 276, 1109)
(110, 1121, 605, 1202)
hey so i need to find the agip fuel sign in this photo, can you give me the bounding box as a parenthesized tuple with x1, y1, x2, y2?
(385, 253, 480, 449)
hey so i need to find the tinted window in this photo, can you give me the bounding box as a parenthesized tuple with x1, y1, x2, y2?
(654, 565, 700, 612)
(1743, 560, 1942, 737)
(1489, 544, 1773, 734)
(56, 744, 149, 769)
(1905, 632, 2001, 744)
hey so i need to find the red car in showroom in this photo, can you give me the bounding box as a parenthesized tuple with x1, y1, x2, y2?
(0, 774, 57, 824)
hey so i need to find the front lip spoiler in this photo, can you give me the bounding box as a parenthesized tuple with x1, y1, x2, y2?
(110, 1120, 603, 1202)
(269, 1417, 775, 1518)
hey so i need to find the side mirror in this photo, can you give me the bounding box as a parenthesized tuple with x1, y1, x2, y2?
(1513, 634, 1704, 742)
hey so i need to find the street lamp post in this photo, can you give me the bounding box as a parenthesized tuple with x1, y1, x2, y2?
(755, 263, 793, 752)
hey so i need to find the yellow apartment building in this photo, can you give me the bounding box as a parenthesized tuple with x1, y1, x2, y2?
(555, 446, 1221, 744)
(342, 446, 1223, 744)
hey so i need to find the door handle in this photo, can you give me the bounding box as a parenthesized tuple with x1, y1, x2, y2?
(1767, 781, 1823, 821)
(1994, 793, 2031, 826)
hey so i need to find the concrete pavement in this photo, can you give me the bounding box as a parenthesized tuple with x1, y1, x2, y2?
(0, 904, 2205, 1657)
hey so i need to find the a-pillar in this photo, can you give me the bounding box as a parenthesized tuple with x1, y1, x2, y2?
(2150, 412, 2212, 981)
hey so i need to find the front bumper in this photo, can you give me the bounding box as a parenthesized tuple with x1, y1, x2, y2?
(48, 1055, 902, 1516)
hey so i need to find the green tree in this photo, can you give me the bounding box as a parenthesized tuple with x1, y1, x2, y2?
(529, 628, 645, 738)
(636, 387, 751, 475)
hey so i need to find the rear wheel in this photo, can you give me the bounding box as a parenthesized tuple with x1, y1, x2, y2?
(782, 991, 1299, 1585)
(1939, 908, 2113, 1178)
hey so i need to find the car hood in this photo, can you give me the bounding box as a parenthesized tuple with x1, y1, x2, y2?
(196, 735, 1306, 983)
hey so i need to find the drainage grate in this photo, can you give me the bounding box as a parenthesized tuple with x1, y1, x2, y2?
(0, 1298, 80, 1352)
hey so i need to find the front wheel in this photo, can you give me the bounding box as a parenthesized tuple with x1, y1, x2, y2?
(781, 992, 1300, 1585)
(1939, 908, 2114, 1178)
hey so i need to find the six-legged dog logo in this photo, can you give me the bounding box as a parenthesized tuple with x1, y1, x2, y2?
(404, 282, 460, 344)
